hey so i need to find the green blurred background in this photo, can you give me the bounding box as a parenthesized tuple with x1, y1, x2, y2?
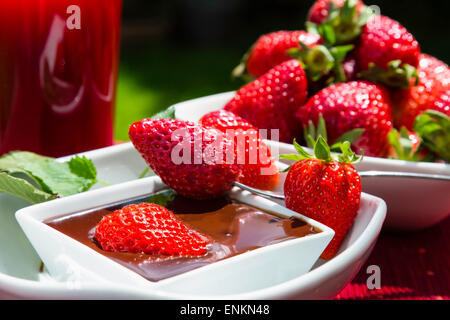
(115, 0, 450, 141)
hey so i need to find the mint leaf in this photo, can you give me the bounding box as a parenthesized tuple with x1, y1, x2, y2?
(68, 155, 97, 181)
(0, 172, 56, 204)
(0, 151, 98, 199)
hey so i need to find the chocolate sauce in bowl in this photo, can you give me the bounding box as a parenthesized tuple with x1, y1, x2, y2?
(45, 191, 320, 282)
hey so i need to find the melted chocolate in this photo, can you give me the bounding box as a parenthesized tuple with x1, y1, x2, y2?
(45, 191, 320, 282)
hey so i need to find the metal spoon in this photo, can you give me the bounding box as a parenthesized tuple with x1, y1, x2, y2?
(234, 171, 450, 201)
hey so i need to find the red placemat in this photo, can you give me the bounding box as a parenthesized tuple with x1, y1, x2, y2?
(334, 216, 450, 300)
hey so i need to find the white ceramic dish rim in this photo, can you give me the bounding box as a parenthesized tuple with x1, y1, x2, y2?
(172, 91, 450, 176)
(0, 142, 387, 299)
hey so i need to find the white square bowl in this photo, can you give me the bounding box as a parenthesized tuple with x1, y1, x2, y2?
(173, 91, 450, 230)
(1, 144, 387, 299)
(15, 175, 335, 297)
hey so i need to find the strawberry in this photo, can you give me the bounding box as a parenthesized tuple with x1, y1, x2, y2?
(95, 203, 210, 256)
(386, 128, 430, 162)
(129, 118, 241, 200)
(224, 59, 308, 143)
(355, 15, 421, 88)
(199, 110, 279, 191)
(296, 81, 394, 157)
(307, 0, 365, 25)
(392, 54, 450, 130)
(232, 31, 322, 80)
(281, 138, 362, 260)
(431, 89, 450, 116)
(413, 110, 450, 162)
(306, 0, 370, 45)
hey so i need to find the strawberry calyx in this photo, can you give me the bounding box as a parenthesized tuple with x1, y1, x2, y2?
(287, 42, 354, 83)
(280, 135, 362, 172)
(306, 0, 375, 45)
(303, 114, 364, 151)
(387, 127, 427, 162)
(413, 110, 450, 162)
(359, 60, 419, 89)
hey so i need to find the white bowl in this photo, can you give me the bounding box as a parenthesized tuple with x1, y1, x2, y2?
(173, 91, 450, 231)
(0, 143, 386, 299)
(16, 174, 336, 297)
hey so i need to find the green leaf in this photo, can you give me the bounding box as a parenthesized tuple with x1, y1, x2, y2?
(317, 114, 328, 142)
(414, 110, 450, 162)
(0, 151, 98, 197)
(330, 45, 354, 63)
(68, 156, 97, 181)
(279, 154, 304, 161)
(305, 21, 320, 35)
(331, 128, 364, 148)
(318, 23, 336, 46)
(146, 189, 177, 207)
(341, 0, 357, 23)
(314, 136, 332, 161)
(293, 139, 313, 158)
(151, 106, 176, 119)
(0, 172, 56, 204)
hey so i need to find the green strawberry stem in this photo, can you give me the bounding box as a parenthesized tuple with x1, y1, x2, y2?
(303, 114, 364, 152)
(359, 60, 419, 89)
(414, 110, 450, 162)
(307, 0, 375, 45)
(279, 134, 362, 171)
(288, 43, 354, 83)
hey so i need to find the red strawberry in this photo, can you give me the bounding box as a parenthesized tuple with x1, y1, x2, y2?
(392, 54, 450, 130)
(199, 109, 256, 132)
(387, 128, 429, 162)
(355, 15, 421, 88)
(296, 81, 394, 157)
(225, 59, 308, 143)
(95, 203, 210, 256)
(431, 89, 450, 116)
(307, 0, 365, 25)
(129, 118, 241, 200)
(282, 138, 362, 260)
(199, 110, 279, 191)
(232, 31, 321, 79)
(306, 0, 370, 46)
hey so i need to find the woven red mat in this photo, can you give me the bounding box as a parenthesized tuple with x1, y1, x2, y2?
(334, 215, 450, 300)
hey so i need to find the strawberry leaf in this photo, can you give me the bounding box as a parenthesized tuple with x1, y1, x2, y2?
(0, 172, 56, 204)
(293, 139, 313, 158)
(414, 110, 450, 162)
(331, 128, 364, 149)
(314, 136, 332, 161)
(151, 106, 176, 119)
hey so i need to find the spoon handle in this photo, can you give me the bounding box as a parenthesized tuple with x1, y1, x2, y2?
(234, 171, 450, 201)
(233, 181, 286, 200)
(358, 170, 450, 181)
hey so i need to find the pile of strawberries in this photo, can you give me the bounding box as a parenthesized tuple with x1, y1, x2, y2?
(226, 0, 449, 162)
(98, 0, 449, 260)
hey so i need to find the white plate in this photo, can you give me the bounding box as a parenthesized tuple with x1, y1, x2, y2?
(0, 142, 386, 299)
(173, 91, 450, 230)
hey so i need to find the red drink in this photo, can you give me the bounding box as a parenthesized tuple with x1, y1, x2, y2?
(0, 0, 122, 157)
